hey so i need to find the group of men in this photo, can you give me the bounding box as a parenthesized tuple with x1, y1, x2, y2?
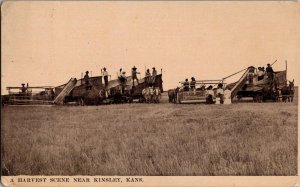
(207, 83, 231, 104)
(118, 66, 158, 94)
(183, 77, 196, 91)
(181, 77, 231, 104)
(117, 66, 158, 86)
(260, 63, 274, 80)
(83, 68, 110, 90)
(249, 64, 274, 83)
(83, 66, 158, 92)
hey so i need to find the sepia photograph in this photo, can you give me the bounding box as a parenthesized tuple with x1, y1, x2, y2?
(1, 1, 300, 186)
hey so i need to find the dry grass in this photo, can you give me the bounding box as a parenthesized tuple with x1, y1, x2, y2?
(1, 93, 298, 176)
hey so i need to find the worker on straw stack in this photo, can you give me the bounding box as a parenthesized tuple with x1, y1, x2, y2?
(145, 69, 151, 85)
(266, 64, 274, 81)
(102, 67, 109, 87)
(145, 69, 151, 77)
(151, 67, 157, 84)
(119, 71, 127, 94)
(84, 71, 90, 90)
(131, 66, 140, 86)
(152, 67, 157, 77)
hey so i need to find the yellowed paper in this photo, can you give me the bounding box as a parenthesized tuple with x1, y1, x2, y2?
(1, 1, 299, 187)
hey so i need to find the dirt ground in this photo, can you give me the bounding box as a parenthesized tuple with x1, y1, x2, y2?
(1, 90, 298, 176)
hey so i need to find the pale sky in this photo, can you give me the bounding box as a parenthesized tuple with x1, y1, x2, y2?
(2, 1, 300, 94)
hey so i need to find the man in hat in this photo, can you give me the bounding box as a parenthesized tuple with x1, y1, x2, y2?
(206, 85, 214, 104)
(145, 69, 151, 85)
(21, 83, 27, 94)
(183, 79, 190, 91)
(190, 77, 196, 91)
(84, 71, 90, 90)
(152, 67, 157, 77)
(151, 67, 157, 84)
(257, 67, 265, 81)
(145, 69, 151, 77)
(216, 83, 224, 104)
(102, 67, 109, 87)
(119, 71, 127, 94)
(119, 71, 127, 82)
(266, 64, 274, 81)
(131, 66, 140, 86)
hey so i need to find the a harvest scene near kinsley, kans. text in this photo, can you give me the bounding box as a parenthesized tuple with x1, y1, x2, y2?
(1, 1, 298, 176)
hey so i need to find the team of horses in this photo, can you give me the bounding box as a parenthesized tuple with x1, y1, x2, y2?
(142, 87, 161, 103)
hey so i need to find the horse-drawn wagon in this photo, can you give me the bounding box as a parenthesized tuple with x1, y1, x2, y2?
(177, 80, 223, 104)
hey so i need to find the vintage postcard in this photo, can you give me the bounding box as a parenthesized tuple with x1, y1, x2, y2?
(1, 1, 300, 187)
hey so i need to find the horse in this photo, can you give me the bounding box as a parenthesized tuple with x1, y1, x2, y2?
(289, 80, 295, 102)
(168, 87, 180, 103)
(152, 87, 161, 103)
(142, 87, 154, 103)
(260, 83, 279, 102)
(281, 79, 294, 102)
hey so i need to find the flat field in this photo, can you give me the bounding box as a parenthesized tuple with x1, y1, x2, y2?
(1, 93, 298, 176)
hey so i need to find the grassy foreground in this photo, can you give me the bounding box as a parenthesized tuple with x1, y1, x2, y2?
(1, 100, 298, 176)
